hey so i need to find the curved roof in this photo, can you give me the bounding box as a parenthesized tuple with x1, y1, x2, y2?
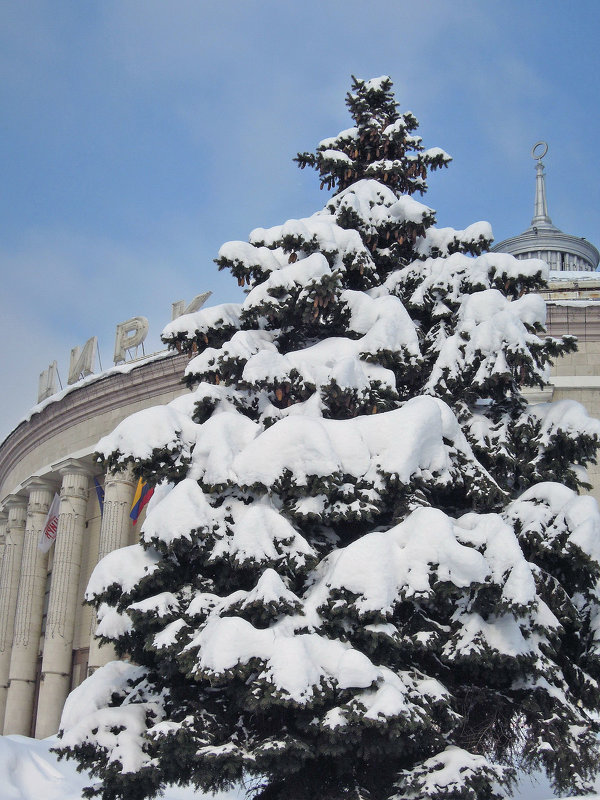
(492, 146, 599, 271)
(0, 352, 188, 503)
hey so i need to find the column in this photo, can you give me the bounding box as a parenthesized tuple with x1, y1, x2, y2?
(4, 479, 55, 735)
(0, 511, 8, 575)
(0, 495, 28, 729)
(35, 460, 89, 739)
(87, 468, 135, 673)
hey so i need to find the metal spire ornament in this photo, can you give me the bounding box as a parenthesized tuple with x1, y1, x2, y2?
(531, 140, 553, 227)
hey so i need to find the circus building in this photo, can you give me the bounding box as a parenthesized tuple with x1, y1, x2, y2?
(0, 145, 599, 741)
(0, 295, 209, 739)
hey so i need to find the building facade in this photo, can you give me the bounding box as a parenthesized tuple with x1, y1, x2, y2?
(0, 144, 599, 739)
(0, 352, 188, 738)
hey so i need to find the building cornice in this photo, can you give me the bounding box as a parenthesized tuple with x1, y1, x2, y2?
(491, 229, 600, 269)
(0, 352, 188, 501)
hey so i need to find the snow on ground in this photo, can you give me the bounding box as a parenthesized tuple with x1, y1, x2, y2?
(0, 733, 596, 800)
(0, 734, 244, 800)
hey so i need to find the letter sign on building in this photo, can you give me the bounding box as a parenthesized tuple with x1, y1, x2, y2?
(38, 361, 58, 403)
(68, 337, 97, 385)
(171, 291, 212, 320)
(34, 293, 214, 400)
(113, 316, 149, 365)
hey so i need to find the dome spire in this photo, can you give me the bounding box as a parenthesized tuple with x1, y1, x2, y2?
(531, 141, 553, 227)
(492, 140, 599, 271)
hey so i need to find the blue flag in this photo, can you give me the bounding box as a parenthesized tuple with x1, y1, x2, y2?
(94, 476, 105, 517)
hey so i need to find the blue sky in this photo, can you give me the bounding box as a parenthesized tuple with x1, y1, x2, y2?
(1, 0, 599, 442)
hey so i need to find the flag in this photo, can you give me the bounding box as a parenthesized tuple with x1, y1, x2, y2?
(94, 476, 105, 517)
(130, 478, 154, 525)
(38, 493, 60, 553)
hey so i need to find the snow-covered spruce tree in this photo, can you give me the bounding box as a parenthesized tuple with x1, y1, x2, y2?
(58, 76, 600, 800)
